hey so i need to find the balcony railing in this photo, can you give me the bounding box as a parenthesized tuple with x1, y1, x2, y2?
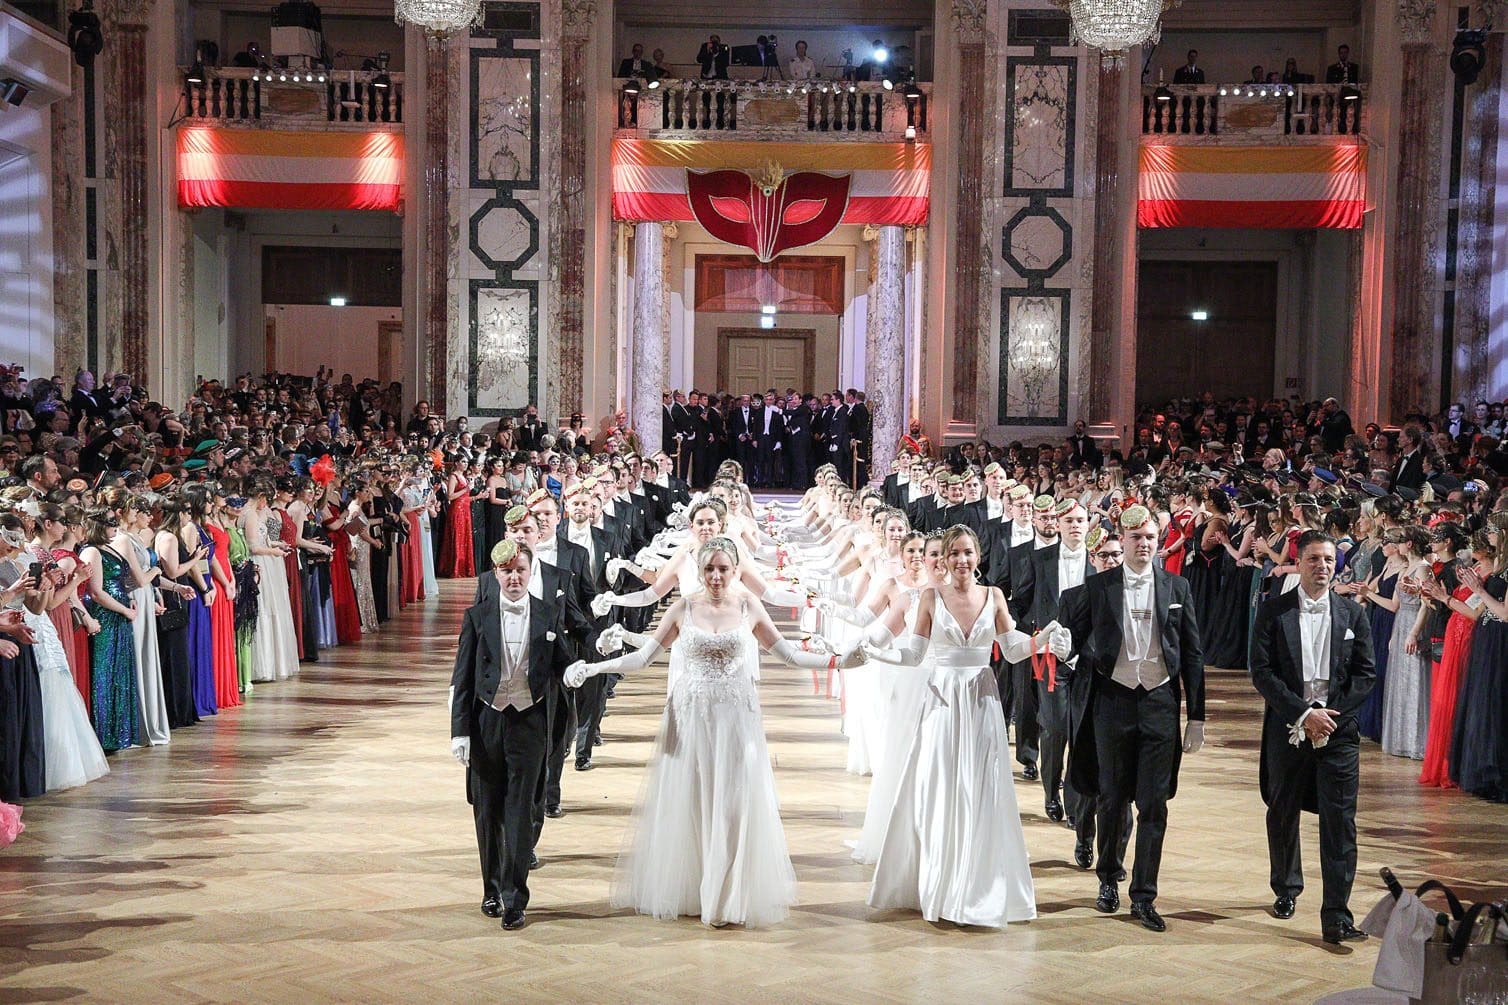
(180, 67, 405, 129)
(615, 79, 929, 141)
(1141, 84, 1365, 142)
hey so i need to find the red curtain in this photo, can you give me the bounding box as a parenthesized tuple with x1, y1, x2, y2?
(695, 255, 844, 314)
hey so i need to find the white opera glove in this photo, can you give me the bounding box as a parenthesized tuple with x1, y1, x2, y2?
(830, 603, 878, 628)
(859, 622, 895, 649)
(576, 640, 664, 682)
(590, 592, 618, 617)
(596, 623, 627, 655)
(762, 584, 811, 608)
(605, 557, 631, 581)
(1182, 719, 1205, 754)
(770, 638, 867, 670)
(867, 632, 930, 667)
(564, 660, 597, 688)
(450, 736, 471, 767)
(996, 629, 1036, 664)
(1047, 627, 1072, 660)
(605, 586, 659, 610)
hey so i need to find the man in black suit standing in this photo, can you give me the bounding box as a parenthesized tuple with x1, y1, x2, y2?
(670, 391, 696, 483)
(1067, 420, 1102, 469)
(1325, 44, 1360, 83)
(450, 539, 574, 931)
(696, 391, 723, 488)
(1061, 504, 1206, 933)
(1172, 50, 1205, 84)
(516, 404, 546, 452)
(696, 34, 729, 79)
(728, 393, 756, 478)
(617, 43, 654, 80)
(845, 389, 871, 488)
(754, 391, 786, 487)
(991, 485, 1044, 779)
(783, 393, 816, 489)
(823, 391, 849, 480)
(561, 484, 615, 771)
(1390, 425, 1426, 492)
(1249, 530, 1374, 944)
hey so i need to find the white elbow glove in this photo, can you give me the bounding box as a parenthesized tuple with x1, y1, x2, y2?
(596, 624, 627, 655)
(762, 584, 810, 609)
(605, 557, 631, 581)
(869, 632, 929, 667)
(607, 587, 659, 610)
(996, 629, 1036, 664)
(590, 592, 618, 618)
(859, 622, 895, 649)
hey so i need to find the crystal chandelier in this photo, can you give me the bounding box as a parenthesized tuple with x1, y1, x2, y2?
(1062, 0, 1178, 60)
(1009, 297, 1059, 417)
(481, 306, 529, 365)
(394, 0, 481, 35)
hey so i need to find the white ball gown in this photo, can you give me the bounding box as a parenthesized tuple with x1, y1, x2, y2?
(867, 590, 1036, 927)
(612, 597, 797, 927)
(24, 603, 108, 792)
(247, 511, 300, 682)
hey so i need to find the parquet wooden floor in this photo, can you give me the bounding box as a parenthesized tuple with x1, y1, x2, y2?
(2, 579, 1506, 1004)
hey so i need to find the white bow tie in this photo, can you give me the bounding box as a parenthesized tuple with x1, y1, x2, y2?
(1124, 570, 1153, 590)
(1300, 595, 1329, 615)
(500, 597, 528, 616)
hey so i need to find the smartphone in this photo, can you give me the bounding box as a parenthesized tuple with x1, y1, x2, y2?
(27, 562, 44, 584)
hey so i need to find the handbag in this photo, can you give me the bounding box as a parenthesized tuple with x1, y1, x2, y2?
(157, 591, 189, 633)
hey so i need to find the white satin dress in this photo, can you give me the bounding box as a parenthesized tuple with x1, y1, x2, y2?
(612, 598, 797, 927)
(867, 591, 1037, 927)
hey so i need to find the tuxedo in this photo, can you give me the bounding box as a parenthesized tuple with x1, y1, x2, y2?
(882, 472, 906, 509)
(1172, 64, 1205, 84)
(1325, 60, 1360, 83)
(729, 405, 757, 474)
(783, 404, 815, 489)
(907, 495, 947, 535)
(1250, 588, 1375, 930)
(516, 418, 547, 451)
(562, 520, 616, 766)
(1391, 450, 1425, 492)
(1068, 433, 1102, 468)
(699, 406, 724, 486)
(670, 402, 696, 481)
(661, 404, 677, 459)
(991, 533, 1045, 769)
(823, 405, 850, 478)
(617, 56, 655, 79)
(754, 407, 786, 487)
(845, 401, 871, 487)
(696, 41, 730, 79)
(450, 590, 574, 913)
(1062, 565, 1205, 906)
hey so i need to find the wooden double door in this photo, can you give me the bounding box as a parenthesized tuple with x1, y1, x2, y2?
(716, 328, 815, 395)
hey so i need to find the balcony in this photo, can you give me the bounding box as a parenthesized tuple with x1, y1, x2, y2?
(615, 79, 930, 142)
(180, 67, 405, 130)
(1141, 84, 1365, 143)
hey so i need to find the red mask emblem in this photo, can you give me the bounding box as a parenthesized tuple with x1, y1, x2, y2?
(687, 167, 850, 262)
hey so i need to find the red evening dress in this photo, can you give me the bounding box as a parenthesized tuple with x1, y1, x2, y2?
(205, 523, 242, 709)
(1419, 584, 1477, 788)
(439, 476, 475, 578)
(326, 504, 363, 645)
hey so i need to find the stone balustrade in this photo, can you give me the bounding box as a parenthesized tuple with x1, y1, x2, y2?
(1141, 84, 1365, 142)
(615, 78, 929, 141)
(180, 67, 405, 129)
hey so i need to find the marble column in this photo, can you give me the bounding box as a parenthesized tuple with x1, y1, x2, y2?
(50, 60, 86, 374)
(866, 225, 906, 484)
(424, 32, 452, 410)
(1389, 0, 1445, 419)
(110, 0, 153, 379)
(949, 0, 988, 423)
(555, 0, 594, 414)
(631, 222, 666, 455)
(1087, 55, 1121, 422)
(1454, 17, 1502, 401)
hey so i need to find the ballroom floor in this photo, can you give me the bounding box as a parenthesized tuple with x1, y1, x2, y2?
(2, 579, 1505, 1003)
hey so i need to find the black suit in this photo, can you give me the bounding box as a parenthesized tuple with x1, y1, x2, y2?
(882, 473, 905, 509)
(1325, 60, 1360, 83)
(1250, 589, 1374, 930)
(516, 419, 546, 452)
(696, 42, 729, 79)
(991, 530, 1044, 768)
(450, 592, 573, 913)
(754, 408, 787, 487)
(1062, 566, 1205, 905)
(824, 405, 850, 478)
(617, 57, 655, 79)
(783, 404, 815, 489)
(728, 406, 757, 476)
(670, 403, 696, 481)
(1391, 450, 1425, 492)
(846, 402, 872, 487)
(1068, 433, 1102, 469)
(1172, 65, 1205, 84)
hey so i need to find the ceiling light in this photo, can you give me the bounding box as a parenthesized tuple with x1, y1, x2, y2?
(760, 305, 777, 315)
(1190, 309, 1208, 321)
(759, 315, 776, 329)
(329, 296, 347, 307)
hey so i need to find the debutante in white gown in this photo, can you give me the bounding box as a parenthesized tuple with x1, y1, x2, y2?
(24, 603, 108, 791)
(612, 598, 797, 927)
(247, 511, 300, 682)
(868, 591, 1036, 927)
(851, 585, 926, 864)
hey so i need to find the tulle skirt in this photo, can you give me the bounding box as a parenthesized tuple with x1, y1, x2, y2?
(612, 676, 797, 928)
(868, 665, 1037, 927)
(249, 555, 300, 681)
(38, 659, 109, 792)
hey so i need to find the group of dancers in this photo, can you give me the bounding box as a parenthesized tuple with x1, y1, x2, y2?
(452, 453, 1262, 936)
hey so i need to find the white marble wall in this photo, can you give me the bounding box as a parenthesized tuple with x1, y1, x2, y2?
(630, 221, 665, 454)
(866, 225, 906, 481)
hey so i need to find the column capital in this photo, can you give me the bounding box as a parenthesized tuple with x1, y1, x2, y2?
(563, 0, 597, 39)
(1397, 0, 1437, 46)
(115, 0, 155, 26)
(951, 0, 988, 44)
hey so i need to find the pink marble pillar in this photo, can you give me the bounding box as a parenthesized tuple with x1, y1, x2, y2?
(949, 0, 987, 423)
(111, 1, 153, 379)
(1088, 56, 1122, 422)
(556, 0, 595, 414)
(424, 33, 452, 410)
(1389, 2, 1445, 420)
(866, 225, 906, 485)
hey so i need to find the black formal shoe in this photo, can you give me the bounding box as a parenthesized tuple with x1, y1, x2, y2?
(1273, 896, 1296, 920)
(1073, 840, 1093, 870)
(1063, 815, 1077, 831)
(1022, 762, 1039, 782)
(593, 733, 603, 747)
(1322, 922, 1368, 945)
(1115, 868, 1127, 883)
(544, 804, 564, 819)
(1045, 798, 1065, 823)
(480, 898, 502, 918)
(575, 757, 594, 771)
(1095, 883, 1120, 914)
(529, 852, 543, 870)
(502, 908, 527, 931)
(1131, 901, 1166, 932)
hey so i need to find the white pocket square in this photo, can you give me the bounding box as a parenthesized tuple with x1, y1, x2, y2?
(1344, 629, 1355, 640)
(556, 589, 565, 597)
(546, 631, 556, 641)
(1168, 603, 1182, 610)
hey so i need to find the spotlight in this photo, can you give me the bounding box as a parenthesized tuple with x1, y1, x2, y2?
(317, 72, 327, 83)
(1451, 28, 1487, 85)
(372, 71, 390, 89)
(904, 124, 917, 141)
(623, 78, 640, 96)
(278, 71, 287, 81)
(1218, 86, 1228, 96)
(1258, 87, 1267, 97)
(872, 42, 888, 64)
(185, 61, 205, 84)
(882, 77, 894, 91)
(759, 315, 776, 330)
(252, 71, 261, 81)
(1154, 84, 1172, 102)
(67, 2, 104, 69)
(760, 304, 777, 315)
(329, 296, 347, 307)
(1190, 309, 1208, 321)
(646, 78, 660, 89)
(0, 79, 29, 107)
(1340, 84, 1360, 102)
(848, 83, 857, 93)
